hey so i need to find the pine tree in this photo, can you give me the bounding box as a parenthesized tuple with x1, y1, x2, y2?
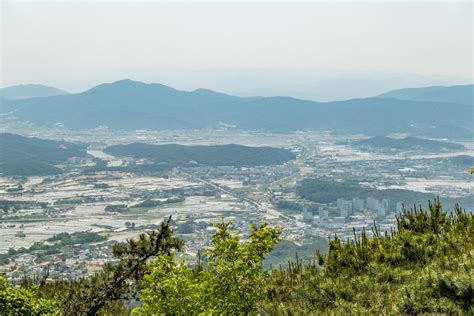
(38, 217, 183, 315)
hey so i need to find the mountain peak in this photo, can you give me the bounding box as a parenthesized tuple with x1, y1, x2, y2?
(88, 79, 145, 90)
(0, 84, 68, 100)
(111, 79, 143, 86)
(191, 88, 233, 98)
(85, 79, 177, 94)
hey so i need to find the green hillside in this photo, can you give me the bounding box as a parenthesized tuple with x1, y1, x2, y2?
(105, 143, 296, 167)
(297, 177, 435, 206)
(0, 133, 87, 176)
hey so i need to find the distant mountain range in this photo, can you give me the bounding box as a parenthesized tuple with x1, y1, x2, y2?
(354, 136, 466, 151)
(378, 84, 473, 106)
(1, 80, 472, 137)
(0, 84, 68, 100)
(238, 76, 471, 102)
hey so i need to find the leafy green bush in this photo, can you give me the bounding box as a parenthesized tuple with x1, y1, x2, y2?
(136, 222, 281, 314)
(37, 218, 183, 315)
(0, 275, 58, 315)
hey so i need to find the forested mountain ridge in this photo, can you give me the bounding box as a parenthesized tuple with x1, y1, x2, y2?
(105, 143, 296, 167)
(2, 79, 471, 136)
(0, 133, 87, 176)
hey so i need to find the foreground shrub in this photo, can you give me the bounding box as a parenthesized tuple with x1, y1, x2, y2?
(0, 275, 58, 315)
(136, 222, 281, 314)
(264, 199, 474, 314)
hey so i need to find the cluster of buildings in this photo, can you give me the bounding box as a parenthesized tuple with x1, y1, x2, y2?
(365, 197, 390, 217)
(3, 242, 120, 283)
(336, 197, 393, 218)
(300, 196, 404, 227)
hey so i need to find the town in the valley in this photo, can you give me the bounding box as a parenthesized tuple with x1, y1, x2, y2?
(0, 125, 472, 283)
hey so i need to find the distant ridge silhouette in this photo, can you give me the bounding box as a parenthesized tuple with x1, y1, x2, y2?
(1, 79, 471, 137)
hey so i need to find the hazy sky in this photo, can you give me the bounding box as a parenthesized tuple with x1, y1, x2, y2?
(1, 1, 473, 93)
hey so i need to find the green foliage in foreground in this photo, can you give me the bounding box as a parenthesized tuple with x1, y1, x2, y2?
(0, 276, 58, 315)
(134, 200, 473, 314)
(136, 222, 281, 314)
(2, 200, 473, 315)
(36, 218, 183, 315)
(264, 199, 474, 314)
(263, 237, 328, 270)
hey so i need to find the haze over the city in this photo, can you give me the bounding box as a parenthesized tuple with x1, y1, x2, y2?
(1, 1, 474, 314)
(2, 1, 473, 100)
